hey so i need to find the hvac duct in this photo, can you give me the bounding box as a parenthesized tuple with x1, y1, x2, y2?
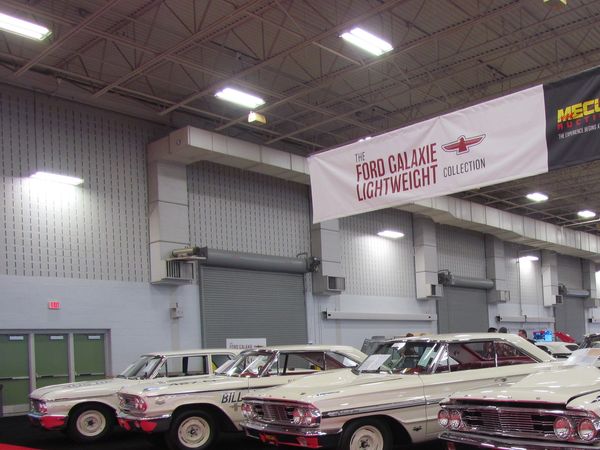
(438, 271, 495, 290)
(197, 247, 318, 274)
(558, 284, 590, 298)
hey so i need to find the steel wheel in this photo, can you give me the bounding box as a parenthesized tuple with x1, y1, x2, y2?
(168, 410, 217, 450)
(340, 418, 392, 450)
(67, 405, 113, 442)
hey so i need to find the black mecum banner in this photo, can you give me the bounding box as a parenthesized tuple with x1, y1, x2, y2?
(545, 65, 600, 171)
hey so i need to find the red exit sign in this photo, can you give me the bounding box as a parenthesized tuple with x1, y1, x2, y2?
(48, 300, 61, 310)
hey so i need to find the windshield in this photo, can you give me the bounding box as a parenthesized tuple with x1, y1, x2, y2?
(215, 351, 275, 377)
(581, 335, 600, 349)
(118, 355, 162, 379)
(357, 341, 443, 374)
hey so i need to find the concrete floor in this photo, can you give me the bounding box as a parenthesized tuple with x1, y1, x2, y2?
(0, 415, 447, 450)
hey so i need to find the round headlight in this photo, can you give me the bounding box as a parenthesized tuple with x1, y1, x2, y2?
(554, 416, 574, 440)
(241, 403, 255, 419)
(578, 419, 597, 441)
(449, 410, 462, 430)
(292, 408, 306, 425)
(438, 409, 450, 428)
(301, 408, 321, 426)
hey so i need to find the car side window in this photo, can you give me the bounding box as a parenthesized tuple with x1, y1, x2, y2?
(284, 353, 319, 374)
(445, 342, 496, 372)
(326, 352, 359, 369)
(157, 356, 208, 377)
(495, 342, 537, 366)
(211, 353, 235, 371)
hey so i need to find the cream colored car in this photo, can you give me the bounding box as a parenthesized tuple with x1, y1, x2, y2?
(242, 334, 554, 450)
(438, 348, 600, 450)
(28, 348, 238, 443)
(116, 345, 366, 450)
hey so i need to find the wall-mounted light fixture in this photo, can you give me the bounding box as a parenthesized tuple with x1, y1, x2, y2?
(377, 230, 404, 239)
(30, 171, 84, 186)
(519, 255, 539, 262)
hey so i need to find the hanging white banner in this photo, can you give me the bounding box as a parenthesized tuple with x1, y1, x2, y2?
(309, 85, 549, 223)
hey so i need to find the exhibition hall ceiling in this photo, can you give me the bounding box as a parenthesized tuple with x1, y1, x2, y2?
(1, 0, 600, 233)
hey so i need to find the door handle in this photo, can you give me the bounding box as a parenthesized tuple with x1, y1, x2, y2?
(494, 377, 507, 383)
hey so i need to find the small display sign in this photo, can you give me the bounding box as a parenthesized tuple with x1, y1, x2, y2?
(226, 338, 266, 350)
(48, 300, 61, 310)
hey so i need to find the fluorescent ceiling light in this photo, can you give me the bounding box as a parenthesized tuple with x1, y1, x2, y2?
(340, 28, 392, 56)
(526, 192, 548, 202)
(30, 171, 84, 186)
(0, 12, 51, 41)
(215, 88, 265, 109)
(358, 136, 372, 142)
(519, 255, 539, 262)
(377, 230, 404, 239)
(578, 209, 596, 219)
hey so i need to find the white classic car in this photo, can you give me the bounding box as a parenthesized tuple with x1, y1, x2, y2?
(116, 344, 366, 450)
(438, 348, 600, 450)
(535, 340, 578, 358)
(241, 333, 554, 450)
(28, 348, 238, 442)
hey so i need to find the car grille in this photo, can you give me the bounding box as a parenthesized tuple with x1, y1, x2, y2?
(462, 408, 556, 438)
(254, 403, 295, 425)
(453, 403, 592, 441)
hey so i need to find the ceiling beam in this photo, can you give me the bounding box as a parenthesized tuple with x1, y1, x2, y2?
(14, 0, 123, 78)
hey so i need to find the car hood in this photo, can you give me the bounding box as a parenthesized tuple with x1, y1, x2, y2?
(247, 369, 422, 406)
(31, 378, 138, 401)
(122, 375, 249, 398)
(450, 366, 600, 406)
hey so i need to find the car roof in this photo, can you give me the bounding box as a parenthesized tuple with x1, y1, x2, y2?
(381, 333, 554, 362)
(240, 344, 367, 360)
(142, 348, 240, 357)
(385, 332, 522, 343)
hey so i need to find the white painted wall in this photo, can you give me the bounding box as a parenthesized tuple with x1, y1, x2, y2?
(1, 274, 201, 375)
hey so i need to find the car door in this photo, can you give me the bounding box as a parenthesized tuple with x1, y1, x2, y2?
(423, 340, 540, 435)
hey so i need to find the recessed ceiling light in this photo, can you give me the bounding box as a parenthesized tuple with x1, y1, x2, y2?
(30, 171, 83, 186)
(340, 28, 393, 56)
(377, 230, 404, 239)
(0, 12, 51, 41)
(526, 192, 548, 202)
(578, 210, 596, 219)
(519, 255, 539, 262)
(215, 88, 265, 109)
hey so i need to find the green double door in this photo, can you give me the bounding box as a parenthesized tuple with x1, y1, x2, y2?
(0, 335, 30, 410)
(35, 334, 69, 389)
(74, 334, 106, 382)
(0, 332, 106, 413)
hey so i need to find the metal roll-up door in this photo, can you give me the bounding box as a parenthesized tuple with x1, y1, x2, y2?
(200, 266, 307, 347)
(438, 287, 489, 333)
(554, 296, 586, 343)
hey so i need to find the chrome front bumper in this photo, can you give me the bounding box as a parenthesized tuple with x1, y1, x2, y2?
(440, 430, 600, 450)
